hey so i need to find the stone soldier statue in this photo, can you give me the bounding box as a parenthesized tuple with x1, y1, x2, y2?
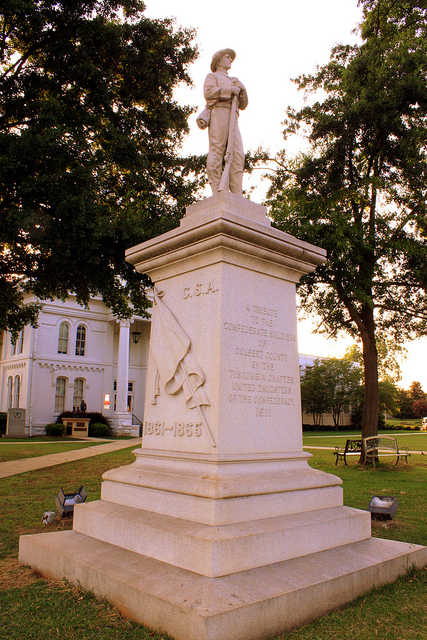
(199, 49, 248, 195)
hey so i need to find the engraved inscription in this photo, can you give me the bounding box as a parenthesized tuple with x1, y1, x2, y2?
(183, 280, 219, 299)
(225, 302, 297, 416)
(144, 421, 203, 437)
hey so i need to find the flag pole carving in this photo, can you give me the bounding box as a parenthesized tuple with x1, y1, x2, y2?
(150, 289, 216, 448)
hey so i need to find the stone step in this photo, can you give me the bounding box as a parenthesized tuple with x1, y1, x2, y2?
(101, 474, 344, 525)
(73, 500, 371, 577)
(19, 530, 427, 640)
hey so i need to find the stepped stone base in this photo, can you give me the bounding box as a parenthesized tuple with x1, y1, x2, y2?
(18, 194, 427, 638)
(71, 501, 371, 577)
(19, 531, 427, 640)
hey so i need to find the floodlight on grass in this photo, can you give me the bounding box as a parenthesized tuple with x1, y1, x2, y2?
(55, 485, 87, 517)
(367, 496, 398, 520)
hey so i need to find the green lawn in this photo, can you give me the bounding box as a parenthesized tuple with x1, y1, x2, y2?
(0, 443, 426, 639)
(0, 446, 137, 561)
(0, 440, 107, 463)
(305, 447, 427, 547)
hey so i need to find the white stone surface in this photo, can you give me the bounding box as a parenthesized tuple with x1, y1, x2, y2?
(100, 470, 344, 525)
(203, 50, 248, 195)
(125, 192, 325, 465)
(19, 531, 427, 640)
(72, 501, 370, 576)
(19, 193, 426, 639)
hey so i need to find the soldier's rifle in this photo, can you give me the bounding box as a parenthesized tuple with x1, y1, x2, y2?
(218, 93, 239, 192)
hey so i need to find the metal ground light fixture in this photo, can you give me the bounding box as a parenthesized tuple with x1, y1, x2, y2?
(367, 496, 399, 520)
(55, 485, 87, 518)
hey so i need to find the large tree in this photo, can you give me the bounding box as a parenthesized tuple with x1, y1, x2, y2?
(266, 0, 427, 460)
(0, 0, 202, 335)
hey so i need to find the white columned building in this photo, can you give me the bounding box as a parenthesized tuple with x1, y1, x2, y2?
(0, 295, 150, 436)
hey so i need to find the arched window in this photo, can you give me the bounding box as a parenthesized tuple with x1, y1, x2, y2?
(58, 322, 70, 354)
(75, 325, 86, 356)
(73, 378, 85, 410)
(55, 377, 67, 413)
(7, 376, 13, 410)
(10, 330, 23, 356)
(17, 330, 24, 354)
(14, 375, 20, 408)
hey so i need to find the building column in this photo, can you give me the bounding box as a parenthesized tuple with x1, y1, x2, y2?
(116, 319, 130, 415)
(111, 319, 133, 434)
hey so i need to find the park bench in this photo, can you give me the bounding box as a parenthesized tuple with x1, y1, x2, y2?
(363, 436, 410, 467)
(334, 438, 362, 465)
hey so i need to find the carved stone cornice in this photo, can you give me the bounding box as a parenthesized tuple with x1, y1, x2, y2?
(3, 361, 27, 371)
(38, 362, 104, 373)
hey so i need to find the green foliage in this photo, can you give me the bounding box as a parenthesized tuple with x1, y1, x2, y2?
(45, 423, 65, 437)
(408, 380, 425, 401)
(86, 412, 110, 427)
(396, 387, 414, 419)
(0, 1, 203, 335)
(344, 338, 406, 384)
(397, 381, 427, 418)
(267, 0, 427, 444)
(89, 422, 111, 438)
(301, 357, 361, 429)
(300, 361, 331, 428)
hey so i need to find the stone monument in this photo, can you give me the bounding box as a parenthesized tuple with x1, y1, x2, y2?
(6, 408, 27, 437)
(19, 50, 426, 640)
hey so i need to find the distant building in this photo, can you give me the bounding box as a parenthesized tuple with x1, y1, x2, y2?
(0, 295, 150, 436)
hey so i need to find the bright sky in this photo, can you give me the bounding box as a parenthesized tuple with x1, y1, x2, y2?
(143, 0, 427, 391)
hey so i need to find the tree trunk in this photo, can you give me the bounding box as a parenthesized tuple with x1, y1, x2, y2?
(359, 306, 379, 463)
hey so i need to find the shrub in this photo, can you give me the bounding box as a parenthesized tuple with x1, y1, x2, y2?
(378, 412, 386, 430)
(89, 422, 111, 438)
(45, 423, 65, 437)
(0, 412, 7, 435)
(86, 412, 109, 427)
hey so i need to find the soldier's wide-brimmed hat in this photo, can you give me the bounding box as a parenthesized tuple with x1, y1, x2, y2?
(211, 48, 236, 72)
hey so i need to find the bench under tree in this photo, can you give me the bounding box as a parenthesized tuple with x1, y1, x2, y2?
(334, 439, 362, 465)
(363, 436, 410, 467)
(334, 436, 410, 466)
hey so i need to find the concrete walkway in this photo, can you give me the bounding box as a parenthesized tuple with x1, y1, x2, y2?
(0, 439, 139, 479)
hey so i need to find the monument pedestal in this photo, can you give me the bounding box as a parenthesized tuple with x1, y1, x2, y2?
(19, 193, 426, 640)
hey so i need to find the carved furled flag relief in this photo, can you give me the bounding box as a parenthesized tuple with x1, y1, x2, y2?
(150, 289, 216, 447)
